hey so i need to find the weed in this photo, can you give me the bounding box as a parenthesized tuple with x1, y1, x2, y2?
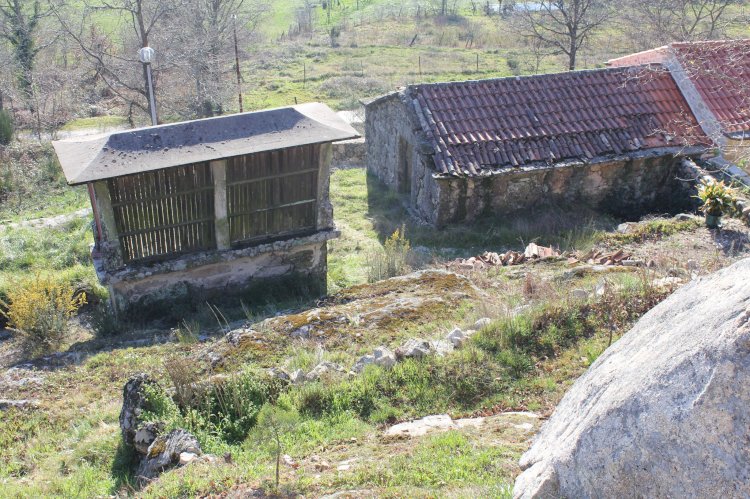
(366, 224, 412, 282)
(0, 109, 13, 145)
(173, 319, 201, 344)
(90, 302, 121, 337)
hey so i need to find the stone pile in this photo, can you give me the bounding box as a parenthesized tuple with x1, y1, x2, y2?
(119, 374, 212, 485)
(568, 248, 633, 267)
(450, 243, 561, 270)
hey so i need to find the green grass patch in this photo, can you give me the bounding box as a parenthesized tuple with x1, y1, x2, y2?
(59, 115, 128, 132)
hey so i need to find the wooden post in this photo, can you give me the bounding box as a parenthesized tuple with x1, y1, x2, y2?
(211, 160, 230, 250)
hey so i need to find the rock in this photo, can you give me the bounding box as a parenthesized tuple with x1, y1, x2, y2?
(570, 288, 589, 300)
(266, 367, 290, 382)
(225, 329, 253, 346)
(386, 414, 456, 437)
(134, 422, 164, 455)
(291, 325, 312, 339)
(137, 429, 202, 482)
(315, 460, 331, 471)
(395, 338, 431, 359)
(446, 327, 467, 347)
(514, 258, 750, 499)
(305, 361, 344, 381)
(372, 346, 396, 368)
(674, 213, 695, 221)
(653, 276, 684, 288)
(621, 259, 644, 267)
(473, 317, 492, 330)
(119, 373, 157, 448)
(352, 354, 375, 374)
(337, 463, 351, 471)
(0, 399, 38, 411)
(429, 339, 454, 356)
(282, 454, 299, 468)
(179, 452, 198, 465)
(290, 369, 306, 384)
(594, 279, 608, 297)
(616, 222, 631, 233)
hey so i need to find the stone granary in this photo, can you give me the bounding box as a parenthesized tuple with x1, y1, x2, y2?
(53, 103, 358, 313)
(608, 39, 750, 167)
(365, 66, 712, 227)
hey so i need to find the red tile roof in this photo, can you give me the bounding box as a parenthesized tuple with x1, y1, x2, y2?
(671, 40, 750, 136)
(609, 39, 750, 137)
(407, 66, 710, 177)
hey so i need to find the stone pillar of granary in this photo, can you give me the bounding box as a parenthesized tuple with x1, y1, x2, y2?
(91, 180, 123, 269)
(317, 143, 334, 230)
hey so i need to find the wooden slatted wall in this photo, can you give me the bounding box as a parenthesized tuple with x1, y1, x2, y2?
(108, 163, 216, 263)
(227, 145, 319, 245)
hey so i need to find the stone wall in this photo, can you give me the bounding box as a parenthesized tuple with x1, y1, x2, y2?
(105, 231, 335, 316)
(428, 152, 695, 226)
(332, 138, 366, 169)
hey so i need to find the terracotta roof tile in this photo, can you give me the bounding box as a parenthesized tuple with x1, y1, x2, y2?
(407, 66, 709, 176)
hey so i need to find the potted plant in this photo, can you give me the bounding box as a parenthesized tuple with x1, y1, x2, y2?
(695, 178, 738, 229)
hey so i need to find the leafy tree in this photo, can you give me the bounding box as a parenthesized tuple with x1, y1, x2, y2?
(254, 402, 299, 494)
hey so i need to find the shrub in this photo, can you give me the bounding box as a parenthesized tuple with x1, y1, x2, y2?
(366, 225, 412, 282)
(0, 110, 12, 145)
(695, 178, 738, 217)
(90, 302, 120, 337)
(0, 275, 86, 356)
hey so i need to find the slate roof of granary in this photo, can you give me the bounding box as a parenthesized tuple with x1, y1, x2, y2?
(53, 102, 359, 185)
(609, 39, 750, 138)
(400, 65, 710, 177)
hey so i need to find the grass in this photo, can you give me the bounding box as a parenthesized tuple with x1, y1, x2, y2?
(59, 115, 128, 132)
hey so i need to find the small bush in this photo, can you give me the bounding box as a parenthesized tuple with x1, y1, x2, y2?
(0, 110, 13, 145)
(366, 225, 412, 282)
(1, 275, 86, 356)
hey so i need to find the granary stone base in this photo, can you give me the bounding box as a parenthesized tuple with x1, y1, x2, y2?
(99, 231, 336, 318)
(410, 150, 699, 227)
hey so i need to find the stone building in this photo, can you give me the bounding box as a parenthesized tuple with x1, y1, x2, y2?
(608, 39, 750, 177)
(365, 65, 711, 227)
(53, 103, 358, 313)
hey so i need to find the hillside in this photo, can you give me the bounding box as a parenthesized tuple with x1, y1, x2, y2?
(2, 165, 749, 496)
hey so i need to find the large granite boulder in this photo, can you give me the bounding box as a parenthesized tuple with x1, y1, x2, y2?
(515, 258, 750, 498)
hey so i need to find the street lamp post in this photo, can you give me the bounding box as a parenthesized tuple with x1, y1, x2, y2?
(138, 46, 158, 126)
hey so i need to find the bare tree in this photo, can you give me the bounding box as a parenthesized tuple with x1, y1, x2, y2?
(170, 0, 269, 117)
(512, 0, 611, 70)
(621, 0, 738, 49)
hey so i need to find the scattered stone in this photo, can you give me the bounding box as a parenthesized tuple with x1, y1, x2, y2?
(446, 327, 468, 347)
(352, 354, 375, 374)
(395, 338, 432, 359)
(616, 222, 631, 233)
(0, 399, 38, 411)
(473, 317, 492, 330)
(315, 460, 331, 471)
(225, 329, 253, 346)
(223, 452, 233, 464)
(266, 367, 291, 382)
(372, 346, 396, 369)
(291, 325, 312, 339)
(305, 361, 344, 381)
(514, 258, 750, 499)
(429, 339, 454, 357)
(673, 213, 695, 221)
(282, 454, 299, 469)
(454, 417, 486, 429)
(179, 452, 198, 465)
(621, 259, 645, 267)
(290, 369, 306, 384)
(337, 464, 351, 471)
(512, 422, 535, 431)
(594, 279, 608, 297)
(570, 289, 589, 300)
(653, 276, 684, 288)
(137, 429, 202, 482)
(386, 414, 455, 437)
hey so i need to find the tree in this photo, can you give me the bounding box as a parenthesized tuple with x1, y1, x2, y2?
(169, 0, 269, 117)
(512, 0, 611, 70)
(53, 0, 177, 124)
(254, 402, 299, 494)
(620, 0, 738, 49)
(0, 0, 51, 105)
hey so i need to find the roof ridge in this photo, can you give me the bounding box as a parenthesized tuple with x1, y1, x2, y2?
(406, 64, 664, 91)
